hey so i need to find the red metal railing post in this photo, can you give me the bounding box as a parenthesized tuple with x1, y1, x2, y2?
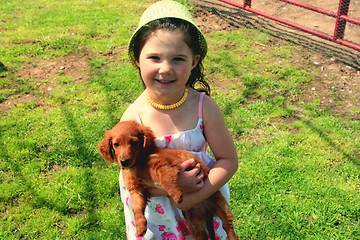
(218, 0, 360, 51)
(334, 0, 351, 40)
(244, 0, 251, 8)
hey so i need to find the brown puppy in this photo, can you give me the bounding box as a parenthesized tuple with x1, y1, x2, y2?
(98, 120, 238, 240)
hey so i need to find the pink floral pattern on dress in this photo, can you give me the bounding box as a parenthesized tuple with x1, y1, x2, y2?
(162, 231, 178, 240)
(158, 224, 166, 231)
(155, 204, 165, 214)
(213, 220, 220, 230)
(211, 221, 222, 240)
(175, 217, 191, 239)
(164, 135, 172, 147)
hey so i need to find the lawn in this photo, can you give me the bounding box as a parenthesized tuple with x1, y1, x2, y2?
(0, 0, 359, 239)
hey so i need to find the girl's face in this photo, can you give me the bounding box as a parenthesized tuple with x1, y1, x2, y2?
(136, 29, 200, 100)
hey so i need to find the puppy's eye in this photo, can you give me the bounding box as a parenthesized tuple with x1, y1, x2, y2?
(113, 142, 119, 148)
(130, 140, 138, 146)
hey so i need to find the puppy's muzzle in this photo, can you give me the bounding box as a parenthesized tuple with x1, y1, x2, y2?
(120, 159, 132, 168)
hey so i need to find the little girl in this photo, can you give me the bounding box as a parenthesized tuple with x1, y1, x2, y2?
(120, 1, 238, 239)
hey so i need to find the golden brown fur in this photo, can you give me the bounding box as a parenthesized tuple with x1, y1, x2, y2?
(98, 120, 238, 240)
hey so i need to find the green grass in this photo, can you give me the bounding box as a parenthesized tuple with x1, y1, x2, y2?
(1, 0, 359, 239)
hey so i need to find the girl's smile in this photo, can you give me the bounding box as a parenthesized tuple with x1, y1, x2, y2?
(136, 29, 199, 104)
(156, 80, 176, 85)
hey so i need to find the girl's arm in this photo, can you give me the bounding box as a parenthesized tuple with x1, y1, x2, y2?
(174, 96, 239, 211)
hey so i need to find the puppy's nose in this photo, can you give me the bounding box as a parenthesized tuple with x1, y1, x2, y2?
(120, 159, 131, 168)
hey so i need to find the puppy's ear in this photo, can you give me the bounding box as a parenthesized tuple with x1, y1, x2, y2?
(98, 131, 115, 163)
(139, 124, 155, 152)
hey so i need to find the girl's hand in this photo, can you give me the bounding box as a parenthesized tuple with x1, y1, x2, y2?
(178, 158, 204, 193)
(148, 158, 204, 197)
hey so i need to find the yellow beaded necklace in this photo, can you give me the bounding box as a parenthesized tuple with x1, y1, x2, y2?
(148, 89, 188, 110)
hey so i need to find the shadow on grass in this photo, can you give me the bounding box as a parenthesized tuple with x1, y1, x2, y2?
(61, 105, 99, 167)
(90, 68, 130, 129)
(222, 94, 359, 167)
(303, 119, 360, 166)
(60, 105, 101, 230)
(0, 62, 7, 72)
(0, 108, 103, 236)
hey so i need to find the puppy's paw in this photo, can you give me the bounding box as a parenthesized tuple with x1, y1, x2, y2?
(136, 225, 147, 237)
(173, 194, 183, 204)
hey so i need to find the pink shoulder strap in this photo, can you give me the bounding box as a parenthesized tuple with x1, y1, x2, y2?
(198, 93, 207, 152)
(198, 93, 205, 119)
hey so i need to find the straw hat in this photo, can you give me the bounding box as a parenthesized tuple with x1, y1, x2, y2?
(128, 0, 207, 65)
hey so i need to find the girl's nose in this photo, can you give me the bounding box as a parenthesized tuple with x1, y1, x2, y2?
(159, 61, 172, 74)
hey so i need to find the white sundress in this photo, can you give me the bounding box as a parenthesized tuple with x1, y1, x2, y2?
(120, 94, 230, 240)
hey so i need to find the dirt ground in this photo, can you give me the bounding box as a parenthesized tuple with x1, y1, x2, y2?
(194, 0, 360, 119)
(1, 0, 360, 119)
(195, 0, 360, 42)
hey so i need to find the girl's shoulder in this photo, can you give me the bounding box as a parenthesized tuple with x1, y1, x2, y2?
(120, 106, 137, 122)
(120, 93, 147, 122)
(201, 93, 225, 126)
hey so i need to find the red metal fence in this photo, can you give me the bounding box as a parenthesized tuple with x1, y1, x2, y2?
(219, 0, 360, 52)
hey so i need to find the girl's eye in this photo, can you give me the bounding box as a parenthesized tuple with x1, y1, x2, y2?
(173, 57, 185, 62)
(148, 56, 160, 61)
